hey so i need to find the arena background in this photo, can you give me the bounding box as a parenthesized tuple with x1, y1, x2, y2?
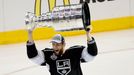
(0, 0, 134, 44)
(0, 0, 134, 75)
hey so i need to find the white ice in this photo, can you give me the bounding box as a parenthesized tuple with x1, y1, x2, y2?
(0, 29, 134, 75)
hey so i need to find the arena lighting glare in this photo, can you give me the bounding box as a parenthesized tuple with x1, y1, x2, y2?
(25, 2, 90, 31)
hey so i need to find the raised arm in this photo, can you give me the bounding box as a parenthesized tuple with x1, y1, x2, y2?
(26, 29, 45, 65)
(81, 30, 98, 62)
(86, 31, 98, 56)
(81, 1, 98, 62)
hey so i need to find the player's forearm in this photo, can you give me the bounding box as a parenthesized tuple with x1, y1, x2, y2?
(85, 30, 98, 56)
(26, 42, 38, 58)
(87, 37, 98, 56)
(26, 42, 46, 65)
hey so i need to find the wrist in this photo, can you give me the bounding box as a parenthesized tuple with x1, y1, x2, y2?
(27, 40, 34, 45)
(87, 37, 95, 44)
(87, 36, 92, 41)
(86, 32, 92, 41)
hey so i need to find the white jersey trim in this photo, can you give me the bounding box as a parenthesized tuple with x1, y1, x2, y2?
(46, 63, 50, 71)
(81, 47, 95, 62)
(30, 50, 45, 65)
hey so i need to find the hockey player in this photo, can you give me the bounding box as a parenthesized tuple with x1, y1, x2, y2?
(26, 2, 97, 75)
(26, 27, 98, 75)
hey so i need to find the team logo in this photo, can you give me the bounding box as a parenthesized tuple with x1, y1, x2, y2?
(50, 53, 57, 60)
(56, 59, 71, 75)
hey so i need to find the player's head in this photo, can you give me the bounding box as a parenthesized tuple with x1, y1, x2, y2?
(51, 34, 65, 55)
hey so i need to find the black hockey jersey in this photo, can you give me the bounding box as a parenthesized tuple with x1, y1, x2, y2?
(26, 38, 98, 75)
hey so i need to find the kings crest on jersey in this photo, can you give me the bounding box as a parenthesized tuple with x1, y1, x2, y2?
(42, 45, 86, 75)
(56, 59, 71, 75)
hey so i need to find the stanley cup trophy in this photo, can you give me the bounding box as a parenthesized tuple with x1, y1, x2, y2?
(25, 2, 91, 32)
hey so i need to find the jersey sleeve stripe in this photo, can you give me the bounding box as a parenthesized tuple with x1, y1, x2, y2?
(81, 47, 95, 62)
(30, 50, 45, 65)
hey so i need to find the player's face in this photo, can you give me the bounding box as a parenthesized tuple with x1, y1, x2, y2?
(52, 42, 65, 55)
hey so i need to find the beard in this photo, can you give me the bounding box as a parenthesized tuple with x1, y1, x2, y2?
(54, 49, 63, 56)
